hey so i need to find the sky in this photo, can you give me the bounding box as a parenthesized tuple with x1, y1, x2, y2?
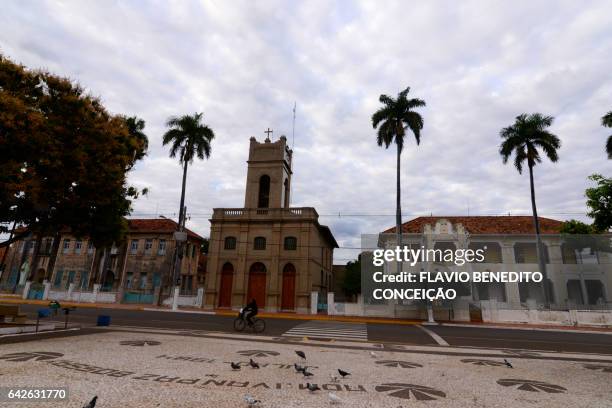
(1, 0, 611, 264)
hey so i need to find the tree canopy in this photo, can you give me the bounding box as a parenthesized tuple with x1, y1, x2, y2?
(586, 174, 612, 232)
(342, 258, 362, 299)
(372, 87, 425, 153)
(499, 113, 561, 173)
(0, 54, 148, 248)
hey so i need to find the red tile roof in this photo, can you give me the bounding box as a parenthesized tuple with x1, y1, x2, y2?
(384, 216, 564, 234)
(127, 218, 204, 240)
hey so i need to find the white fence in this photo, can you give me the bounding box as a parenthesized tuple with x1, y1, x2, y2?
(326, 292, 612, 327)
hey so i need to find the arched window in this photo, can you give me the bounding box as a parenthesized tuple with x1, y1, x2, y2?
(224, 236, 237, 250)
(284, 236, 297, 250)
(254, 237, 266, 250)
(258, 175, 270, 208)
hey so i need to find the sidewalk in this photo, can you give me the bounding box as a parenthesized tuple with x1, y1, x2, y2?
(2, 296, 611, 333)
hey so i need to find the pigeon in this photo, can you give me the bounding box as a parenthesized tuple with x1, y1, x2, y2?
(249, 358, 260, 369)
(82, 396, 97, 408)
(330, 374, 339, 383)
(294, 363, 306, 373)
(370, 351, 377, 358)
(338, 369, 350, 378)
(328, 392, 342, 404)
(303, 368, 314, 377)
(244, 394, 260, 406)
(231, 362, 241, 370)
(306, 383, 320, 392)
(295, 350, 306, 359)
(504, 359, 513, 368)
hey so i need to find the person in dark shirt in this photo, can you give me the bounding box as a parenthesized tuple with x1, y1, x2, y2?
(243, 298, 258, 326)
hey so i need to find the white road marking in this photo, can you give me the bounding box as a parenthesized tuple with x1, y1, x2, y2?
(418, 324, 449, 346)
(283, 321, 368, 340)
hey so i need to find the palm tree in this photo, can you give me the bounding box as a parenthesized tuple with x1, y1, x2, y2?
(371, 87, 425, 249)
(125, 116, 149, 164)
(499, 113, 561, 307)
(602, 111, 612, 159)
(162, 112, 214, 285)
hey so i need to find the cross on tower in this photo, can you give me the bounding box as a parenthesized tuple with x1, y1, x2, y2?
(264, 128, 273, 139)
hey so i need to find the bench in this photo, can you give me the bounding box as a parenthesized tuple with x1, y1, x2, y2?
(0, 304, 28, 324)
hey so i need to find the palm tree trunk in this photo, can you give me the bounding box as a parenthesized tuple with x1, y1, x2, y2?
(28, 235, 42, 281)
(528, 164, 549, 308)
(171, 160, 189, 290)
(0, 219, 17, 275)
(396, 143, 402, 273)
(178, 160, 188, 230)
(45, 232, 61, 283)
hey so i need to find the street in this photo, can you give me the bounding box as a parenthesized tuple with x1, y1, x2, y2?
(6, 304, 612, 355)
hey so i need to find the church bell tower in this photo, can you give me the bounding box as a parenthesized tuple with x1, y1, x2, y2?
(244, 131, 293, 209)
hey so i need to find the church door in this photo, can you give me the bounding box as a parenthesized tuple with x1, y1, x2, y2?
(218, 262, 234, 308)
(247, 262, 267, 308)
(281, 263, 296, 311)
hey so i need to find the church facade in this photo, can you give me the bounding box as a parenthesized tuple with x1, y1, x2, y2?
(204, 135, 338, 313)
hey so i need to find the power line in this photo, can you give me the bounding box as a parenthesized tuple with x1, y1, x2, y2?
(127, 211, 587, 218)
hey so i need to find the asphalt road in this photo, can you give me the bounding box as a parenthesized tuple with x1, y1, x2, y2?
(13, 304, 612, 355)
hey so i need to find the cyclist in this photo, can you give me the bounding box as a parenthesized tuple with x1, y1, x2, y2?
(242, 298, 258, 326)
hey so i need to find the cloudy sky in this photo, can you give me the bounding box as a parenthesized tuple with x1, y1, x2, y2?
(2, 0, 611, 264)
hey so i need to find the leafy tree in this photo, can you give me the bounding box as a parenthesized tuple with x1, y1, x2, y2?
(0, 54, 148, 280)
(342, 258, 362, 300)
(602, 111, 612, 159)
(200, 237, 210, 254)
(162, 112, 215, 285)
(499, 113, 561, 306)
(586, 174, 612, 232)
(372, 87, 425, 250)
(559, 219, 595, 234)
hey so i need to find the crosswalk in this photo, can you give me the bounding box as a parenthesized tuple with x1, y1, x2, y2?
(282, 321, 368, 341)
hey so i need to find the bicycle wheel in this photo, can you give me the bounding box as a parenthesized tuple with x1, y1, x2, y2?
(234, 317, 246, 332)
(252, 318, 265, 333)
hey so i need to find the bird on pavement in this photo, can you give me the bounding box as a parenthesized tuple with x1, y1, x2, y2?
(338, 369, 350, 378)
(249, 359, 260, 369)
(328, 392, 342, 404)
(306, 383, 320, 392)
(244, 394, 260, 406)
(82, 396, 97, 408)
(504, 359, 513, 368)
(294, 363, 306, 373)
(303, 368, 314, 377)
(330, 374, 339, 383)
(230, 362, 241, 370)
(295, 350, 306, 359)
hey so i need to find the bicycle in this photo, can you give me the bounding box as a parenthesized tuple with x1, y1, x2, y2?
(234, 308, 266, 333)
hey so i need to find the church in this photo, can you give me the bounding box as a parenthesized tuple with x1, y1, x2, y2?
(204, 134, 338, 313)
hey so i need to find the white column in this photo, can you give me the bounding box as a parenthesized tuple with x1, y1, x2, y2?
(172, 286, 180, 311)
(67, 283, 75, 300)
(327, 292, 335, 316)
(310, 291, 318, 315)
(42, 281, 51, 300)
(196, 287, 204, 308)
(92, 284, 101, 303)
(22, 281, 32, 300)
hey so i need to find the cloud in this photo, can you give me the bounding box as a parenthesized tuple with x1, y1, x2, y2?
(2, 0, 611, 264)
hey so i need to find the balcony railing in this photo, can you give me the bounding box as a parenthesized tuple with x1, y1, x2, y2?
(212, 207, 319, 220)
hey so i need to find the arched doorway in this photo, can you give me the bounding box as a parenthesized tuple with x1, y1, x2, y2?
(218, 262, 234, 308)
(247, 262, 267, 307)
(281, 263, 296, 311)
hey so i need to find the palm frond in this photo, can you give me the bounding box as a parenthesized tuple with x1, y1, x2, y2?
(499, 112, 560, 171)
(601, 111, 612, 128)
